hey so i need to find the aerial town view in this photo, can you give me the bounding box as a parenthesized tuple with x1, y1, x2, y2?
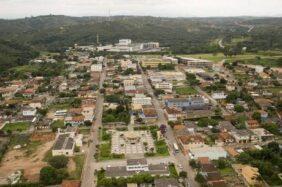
(0, 1, 282, 187)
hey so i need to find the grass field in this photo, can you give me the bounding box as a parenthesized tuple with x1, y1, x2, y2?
(69, 154, 85, 179)
(175, 87, 197, 95)
(98, 143, 112, 161)
(219, 167, 235, 176)
(178, 51, 282, 67)
(155, 140, 169, 156)
(2, 122, 30, 132)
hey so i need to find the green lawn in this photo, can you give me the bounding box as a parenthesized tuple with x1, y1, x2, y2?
(50, 120, 65, 132)
(2, 122, 30, 132)
(155, 140, 169, 156)
(178, 52, 282, 66)
(48, 103, 72, 110)
(175, 87, 197, 95)
(69, 155, 85, 179)
(98, 143, 112, 161)
(169, 163, 178, 178)
(79, 128, 91, 135)
(219, 167, 235, 176)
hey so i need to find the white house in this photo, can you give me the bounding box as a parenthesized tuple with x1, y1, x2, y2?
(132, 94, 152, 105)
(91, 64, 103, 72)
(22, 106, 37, 117)
(212, 92, 227, 100)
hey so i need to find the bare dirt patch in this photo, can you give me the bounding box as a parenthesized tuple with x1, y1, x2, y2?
(0, 139, 55, 183)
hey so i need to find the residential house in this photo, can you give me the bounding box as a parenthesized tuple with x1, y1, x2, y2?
(64, 115, 84, 126)
(245, 120, 260, 129)
(218, 132, 235, 145)
(250, 128, 275, 142)
(254, 98, 273, 110)
(211, 92, 227, 100)
(177, 134, 205, 155)
(230, 129, 252, 143)
(154, 82, 173, 93)
(132, 94, 152, 105)
(140, 106, 158, 123)
(21, 88, 35, 98)
(164, 107, 183, 121)
(22, 106, 37, 117)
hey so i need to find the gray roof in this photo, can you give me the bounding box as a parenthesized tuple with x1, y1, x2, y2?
(105, 164, 169, 178)
(127, 158, 147, 166)
(154, 178, 180, 187)
(53, 134, 74, 150)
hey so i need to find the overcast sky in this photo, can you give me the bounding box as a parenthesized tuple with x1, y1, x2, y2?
(1, 0, 282, 19)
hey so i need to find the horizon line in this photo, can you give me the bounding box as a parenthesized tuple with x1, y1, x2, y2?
(1, 14, 282, 20)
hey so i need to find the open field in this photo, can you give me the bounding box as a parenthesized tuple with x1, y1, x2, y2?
(178, 52, 282, 67)
(0, 140, 54, 183)
(175, 87, 197, 95)
(2, 122, 30, 132)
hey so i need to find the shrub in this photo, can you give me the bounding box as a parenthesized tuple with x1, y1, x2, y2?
(48, 155, 69, 169)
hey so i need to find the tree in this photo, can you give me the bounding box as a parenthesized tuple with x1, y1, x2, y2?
(234, 105, 244, 113)
(84, 120, 92, 126)
(71, 98, 82, 108)
(179, 171, 187, 178)
(195, 173, 206, 184)
(189, 159, 199, 169)
(40, 166, 58, 185)
(237, 152, 252, 164)
(160, 124, 167, 135)
(37, 108, 48, 116)
(154, 89, 165, 96)
(217, 159, 227, 169)
(252, 112, 261, 122)
(48, 155, 69, 169)
(267, 142, 280, 153)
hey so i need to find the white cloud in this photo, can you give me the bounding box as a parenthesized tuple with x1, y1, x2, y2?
(0, 0, 282, 19)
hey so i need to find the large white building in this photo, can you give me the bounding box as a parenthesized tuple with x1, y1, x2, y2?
(132, 94, 152, 105)
(118, 39, 132, 46)
(189, 146, 228, 160)
(126, 158, 149, 172)
(154, 82, 173, 93)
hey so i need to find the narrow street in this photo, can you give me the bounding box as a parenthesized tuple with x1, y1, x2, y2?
(138, 62, 199, 187)
(81, 68, 106, 187)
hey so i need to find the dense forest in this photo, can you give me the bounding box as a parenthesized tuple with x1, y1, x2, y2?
(0, 15, 282, 72)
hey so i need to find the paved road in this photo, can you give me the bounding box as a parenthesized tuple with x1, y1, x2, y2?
(81, 68, 106, 187)
(138, 62, 199, 187)
(93, 156, 175, 170)
(218, 39, 225, 49)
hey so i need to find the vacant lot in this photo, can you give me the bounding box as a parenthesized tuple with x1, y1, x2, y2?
(2, 122, 30, 132)
(175, 87, 197, 95)
(0, 133, 55, 183)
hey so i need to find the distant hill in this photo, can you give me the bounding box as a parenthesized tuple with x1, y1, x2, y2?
(0, 15, 282, 72)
